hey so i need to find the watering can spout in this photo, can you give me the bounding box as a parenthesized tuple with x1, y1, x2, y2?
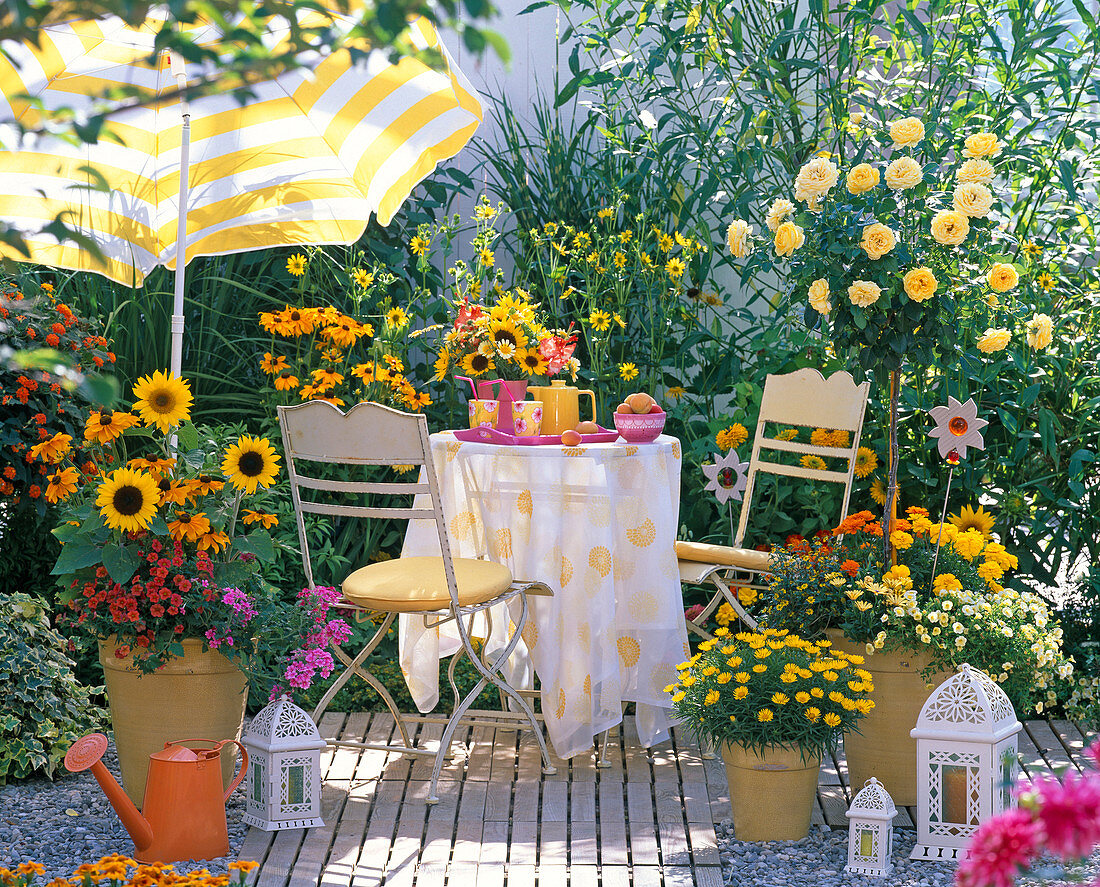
(65, 733, 155, 851)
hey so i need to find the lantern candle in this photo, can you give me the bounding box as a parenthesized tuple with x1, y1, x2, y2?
(942, 765, 968, 824)
(859, 828, 874, 857)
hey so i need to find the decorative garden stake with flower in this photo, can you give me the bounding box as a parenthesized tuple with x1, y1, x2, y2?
(927, 396, 988, 588)
(702, 450, 749, 542)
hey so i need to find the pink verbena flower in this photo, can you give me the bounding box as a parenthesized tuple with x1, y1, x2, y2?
(222, 587, 257, 621)
(204, 628, 222, 649)
(1025, 770, 1100, 859)
(956, 808, 1041, 887)
(326, 618, 351, 645)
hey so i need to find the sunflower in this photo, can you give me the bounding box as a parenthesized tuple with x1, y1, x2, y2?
(410, 235, 429, 255)
(949, 504, 995, 539)
(84, 411, 141, 444)
(870, 477, 887, 506)
(854, 447, 878, 479)
(460, 352, 495, 377)
(286, 253, 307, 277)
(128, 456, 176, 477)
(800, 454, 827, 471)
(432, 351, 450, 381)
(242, 509, 279, 529)
(385, 307, 409, 330)
(274, 371, 300, 391)
(488, 320, 528, 350)
(45, 467, 80, 504)
(132, 371, 192, 433)
(588, 310, 612, 332)
(353, 268, 374, 288)
(619, 362, 639, 381)
(28, 432, 72, 463)
(221, 435, 281, 494)
(168, 511, 211, 542)
(96, 468, 160, 532)
(516, 347, 549, 376)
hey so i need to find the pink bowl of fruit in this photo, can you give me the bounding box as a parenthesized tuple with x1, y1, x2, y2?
(613, 392, 666, 443)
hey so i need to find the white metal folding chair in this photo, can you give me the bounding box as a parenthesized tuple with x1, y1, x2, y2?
(678, 368, 870, 636)
(278, 400, 556, 802)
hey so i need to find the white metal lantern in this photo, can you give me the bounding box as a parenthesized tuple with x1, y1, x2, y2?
(241, 695, 328, 830)
(845, 777, 897, 877)
(910, 664, 1022, 861)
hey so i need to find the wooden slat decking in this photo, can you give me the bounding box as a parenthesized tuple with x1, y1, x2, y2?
(241, 717, 1095, 886)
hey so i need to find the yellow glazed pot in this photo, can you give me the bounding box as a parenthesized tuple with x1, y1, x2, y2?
(827, 630, 950, 806)
(721, 743, 821, 842)
(529, 379, 597, 436)
(99, 637, 248, 806)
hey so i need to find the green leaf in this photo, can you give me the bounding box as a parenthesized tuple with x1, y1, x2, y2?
(101, 543, 141, 584)
(233, 531, 275, 562)
(175, 422, 200, 452)
(50, 542, 103, 576)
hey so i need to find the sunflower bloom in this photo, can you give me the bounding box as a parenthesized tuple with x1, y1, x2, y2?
(168, 511, 212, 542)
(132, 371, 193, 433)
(96, 468, 160, 532)
(516, 347, 549, 376)
(853, 447, 877, 479)
(588, 310, 612, 332)
(619, 362, 639, 381)
(221, 435, 281, 494)
(286, 254, 307, 276)
(949, 504, 995, 539)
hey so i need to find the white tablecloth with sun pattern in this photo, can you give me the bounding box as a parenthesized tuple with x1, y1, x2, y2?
(399, 430, 689, 759)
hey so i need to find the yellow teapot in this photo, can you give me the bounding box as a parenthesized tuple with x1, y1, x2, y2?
(529, 379, 597, 436)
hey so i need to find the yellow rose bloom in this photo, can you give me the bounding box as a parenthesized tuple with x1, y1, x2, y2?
(774, 221, 806, 257)
(987, 263, 1019, 292)
(1025, 314, 1053, 350)
(956, 159, 996, 185)
(962, 132, 1003, 159)
(977, 328, 1011, 353)
(903, 267, 938, 303)
(889, 116, 925, 148)
(808, 278, 831, 314)
(846, 163, 879, 194)
(860, 222, 896, 260)
(847, 280, 882, 309)
(726, 219, 752, 258)
(794, 157, 840, 204)
(885, 156, 923, 190)
(931, 209, 970, 246)
(765, 198, 795, 232)
(953, 183, 994, 218)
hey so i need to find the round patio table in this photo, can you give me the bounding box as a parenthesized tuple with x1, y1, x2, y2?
(399, 430, 689, 759)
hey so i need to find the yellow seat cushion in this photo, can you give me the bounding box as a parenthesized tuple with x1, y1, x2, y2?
(674, 540, 774, 572)
(342, 556, 513, 612)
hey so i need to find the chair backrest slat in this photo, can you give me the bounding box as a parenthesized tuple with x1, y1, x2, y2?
(753, 459, 850, 484)
(293, 475, 431, 496)
(297, 501, 437, 521)
(759, 439, 851, 460)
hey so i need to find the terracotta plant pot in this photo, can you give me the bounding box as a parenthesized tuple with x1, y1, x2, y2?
(721, 743, 821, 842)
(827, 631, 950, 806)
(99, 637, 248, 806)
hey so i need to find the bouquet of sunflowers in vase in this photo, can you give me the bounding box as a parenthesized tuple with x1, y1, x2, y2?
(756, 507, 1073, 715)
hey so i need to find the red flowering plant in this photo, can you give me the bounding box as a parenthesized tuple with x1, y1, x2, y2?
(43, 369, 351, 695)
(0, 279, 116, 516)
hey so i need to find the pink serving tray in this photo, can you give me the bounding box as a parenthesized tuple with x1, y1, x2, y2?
(452, 425, 620, 446)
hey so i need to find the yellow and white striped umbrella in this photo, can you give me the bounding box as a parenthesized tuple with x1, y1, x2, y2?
(0, 10, 482, 286)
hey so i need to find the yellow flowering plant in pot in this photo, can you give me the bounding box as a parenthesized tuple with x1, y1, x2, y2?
(725, 118, 1047, 562)
(668, 627, 874, 841)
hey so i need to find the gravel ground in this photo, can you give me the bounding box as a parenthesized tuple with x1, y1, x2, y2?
(716, 819, 1100, 887)
(0, 740, 249, 879)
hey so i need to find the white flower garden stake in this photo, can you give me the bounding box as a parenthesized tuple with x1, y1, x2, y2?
(910, 664, 1022, 861)
(241, 695, 328, 831)
(846, 778, 897, 877)
(928, 396, 988, 462)
(702, 450, 749, 505)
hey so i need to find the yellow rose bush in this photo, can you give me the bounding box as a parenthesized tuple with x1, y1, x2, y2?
(667, 627, 874, 756)
(725, 119, 1036, 373)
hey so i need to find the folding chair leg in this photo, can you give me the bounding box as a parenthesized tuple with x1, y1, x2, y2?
(596, 729, 613, 768)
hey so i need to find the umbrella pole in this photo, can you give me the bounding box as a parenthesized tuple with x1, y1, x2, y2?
(169, 52, 190, 382)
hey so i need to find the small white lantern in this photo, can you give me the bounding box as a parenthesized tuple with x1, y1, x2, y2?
(845, 778, 897, 877)
(910, 664, 1022, 861)
(241, 695, 328, 830)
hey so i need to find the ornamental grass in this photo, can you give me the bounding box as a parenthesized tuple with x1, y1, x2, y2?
(667, 627, 875, 759)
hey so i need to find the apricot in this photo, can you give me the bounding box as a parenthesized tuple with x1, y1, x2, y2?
(648, 404, 664, 414)
(615, 403, 633, 414)
(560, 429, 582, 446)
(627, 392, 655, 414)
(576, 421, 599, 434)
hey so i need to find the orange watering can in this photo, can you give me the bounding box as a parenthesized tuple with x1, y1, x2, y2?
(65, 733, 248, 864)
